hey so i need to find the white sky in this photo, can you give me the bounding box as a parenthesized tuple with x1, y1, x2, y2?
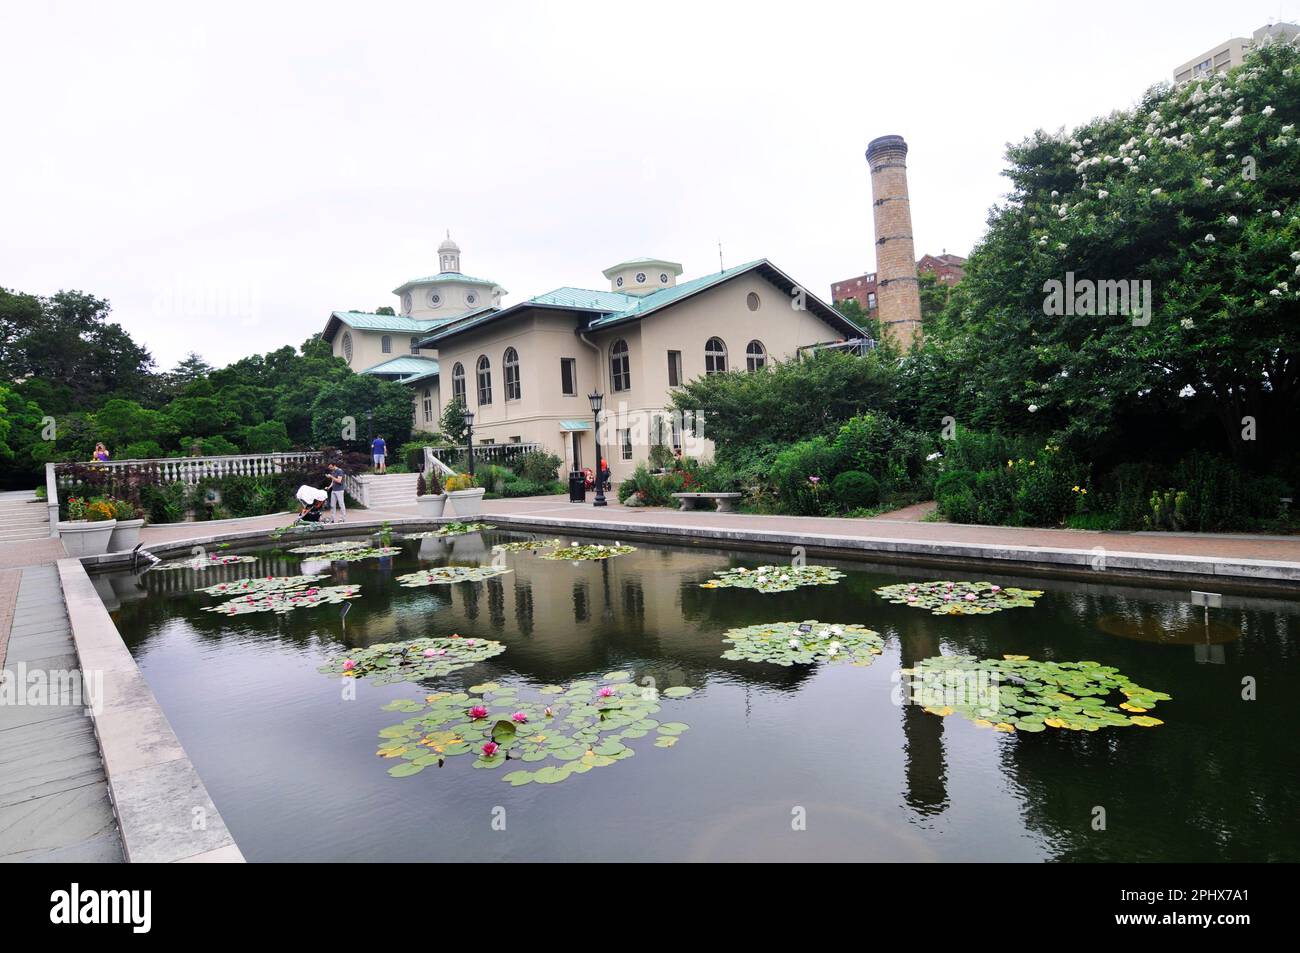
(2, 0, 1296, 369)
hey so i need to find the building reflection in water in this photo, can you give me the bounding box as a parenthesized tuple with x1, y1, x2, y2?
(898, 626, 949, 817)
(514, 579, 534, 637)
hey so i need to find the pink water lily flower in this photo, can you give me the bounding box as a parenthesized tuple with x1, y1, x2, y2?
(544, 706, 553, 717)
(342, 660, 356, 671)
(469, 705, 489, 719)
(481, 741, 499, 757)
(964, 593, 977, 601)
(512, 711, 528, 723)
(598, 686, 615, 698)
(423, 649, 437, 658)
(907, 595, 918, 602)
(990, 585, 1002, 592)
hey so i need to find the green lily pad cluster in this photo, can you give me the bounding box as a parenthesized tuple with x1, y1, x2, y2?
(701, 564, 845, 593)
(721, 620, 884, 667)
(394, 564, 513, 588)
(375, 671, 692, 785)
(287, 540, 371, 555)
(154, 554, 258, 571)
(319, 635, 506, 684)
(541, 543, 636, 561)
(876, 581, 1043, 615)
(297, 546, 402, 562)
(201, 584, 361, 616)
(901, 654, 1172, 732)
(194, 574, 329, 596)
(403, 522, 496, 539)
(492, 538, 562, 553)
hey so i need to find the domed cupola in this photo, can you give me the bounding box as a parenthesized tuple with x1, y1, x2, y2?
(438, 232, 461, 274)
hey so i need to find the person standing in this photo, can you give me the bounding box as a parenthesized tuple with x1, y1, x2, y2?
(371, 434, 387, 474)
(327, 464, 347, 523)
(92, 442, 110, 462)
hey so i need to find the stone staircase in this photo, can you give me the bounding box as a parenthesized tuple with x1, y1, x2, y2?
(355, 472, 421, 510)
(0, 490, 50, 543)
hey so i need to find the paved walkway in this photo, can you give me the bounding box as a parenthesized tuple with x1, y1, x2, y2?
(0, 565, 122, 862)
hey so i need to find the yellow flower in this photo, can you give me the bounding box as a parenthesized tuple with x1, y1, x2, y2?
(1006, 459, 1014, 467)
(1072, 485, 1080, 492)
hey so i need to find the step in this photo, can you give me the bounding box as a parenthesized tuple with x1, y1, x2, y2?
(0, 529, 53, 542)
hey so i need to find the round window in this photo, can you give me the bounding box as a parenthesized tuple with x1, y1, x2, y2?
(746, 292, 761, 312)
(342, 331, 354, 364)
(616, 276, 624, 287)
(428, 291, 442, 307)
(401, 292, 412, 313)
(466, 292, 478, 306)
(636, 272, 647, 283)
(660, 273, 669, 283)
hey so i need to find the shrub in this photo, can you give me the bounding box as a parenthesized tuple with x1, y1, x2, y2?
(771, 437, 838, 515)
(934, 468, 977, 500)
(939, 486, 979, 524)
(476, 464, 517, 494)
(500, 479, 564, 498)
(831, 470, 880, 511)
(119, 440, 165, 460)
(141, 482, 190, 523)
(514, 450, 563, 484)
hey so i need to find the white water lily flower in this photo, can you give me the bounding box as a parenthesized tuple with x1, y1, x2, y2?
(788, 638, 800, 648)
(827, 646, 839, 657)
(830, 626, 844, 635)
(780, 574, 789, 582)
(737, 567, 747, 573)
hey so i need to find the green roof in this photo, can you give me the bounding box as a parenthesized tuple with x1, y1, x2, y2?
(329, 311, 448, 333)
(361, 356, 440, 380)
(392, 272, 501, 295)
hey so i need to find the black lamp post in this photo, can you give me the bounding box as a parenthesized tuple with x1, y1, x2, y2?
(588, 391, 606, 507)
(462, 406, 475, 478)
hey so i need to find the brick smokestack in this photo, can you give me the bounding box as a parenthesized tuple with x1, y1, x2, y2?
(866, 135, 922, 348)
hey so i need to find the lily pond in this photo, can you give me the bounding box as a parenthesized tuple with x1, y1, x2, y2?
(98, 528, 1299, 862)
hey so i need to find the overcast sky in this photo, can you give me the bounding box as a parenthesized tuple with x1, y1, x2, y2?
(3, 0, 1297, 369)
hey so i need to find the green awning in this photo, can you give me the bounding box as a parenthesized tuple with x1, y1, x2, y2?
(559, 420, 592, 431)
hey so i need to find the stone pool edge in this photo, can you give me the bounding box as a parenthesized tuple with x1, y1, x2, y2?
(57, 557, 245, 863)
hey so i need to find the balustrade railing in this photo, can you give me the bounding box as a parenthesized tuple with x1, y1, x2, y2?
(425, 442, 544, 470)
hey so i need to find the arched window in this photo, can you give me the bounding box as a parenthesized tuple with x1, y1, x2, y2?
(746, 340, 767, 372)
(410, 336, 420, 355)
(422, 389, 433, 424)
(610, 339, 631, 391)
(477, 355, 493, 405)
(341, 331, 354, 365)
(705, 337, 728, 375)
(381, 335, 392, 354)
(504, 347, 521, 401)
(452, 362, 466, 403)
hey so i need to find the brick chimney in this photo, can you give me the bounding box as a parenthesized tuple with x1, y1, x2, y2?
(866, 135, 922, 348)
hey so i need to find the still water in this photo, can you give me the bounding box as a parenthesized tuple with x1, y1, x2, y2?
(99, 529, 1299, 862)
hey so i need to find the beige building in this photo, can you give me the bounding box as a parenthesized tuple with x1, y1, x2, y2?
(417, 257, 863, 483)
(1173, 21, 1299, 83)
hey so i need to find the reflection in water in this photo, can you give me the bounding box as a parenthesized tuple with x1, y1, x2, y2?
(101, 530, 1300, 862)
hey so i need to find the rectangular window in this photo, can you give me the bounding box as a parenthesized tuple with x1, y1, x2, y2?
(867, 292, 877, 309)
(381, 336, 392, 354)
(410, 337, 420, 355)
(620, 428, 633, 461)
(422, 390, 433, 424)
(671, 415, 682, 452)
(561, 357, 577, 395)
(667, 350, 682, 387)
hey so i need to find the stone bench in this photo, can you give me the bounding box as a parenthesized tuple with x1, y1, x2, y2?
(672, 492, 742, 513)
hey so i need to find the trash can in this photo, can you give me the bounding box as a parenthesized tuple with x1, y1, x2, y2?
(568, 470, 586, 503)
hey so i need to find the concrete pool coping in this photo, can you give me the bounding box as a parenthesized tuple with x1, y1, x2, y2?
(75, 510, 1300, 593)
(57, 558, 244, 863)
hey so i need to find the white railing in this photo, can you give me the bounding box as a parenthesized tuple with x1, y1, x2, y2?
(46, 452, 328, 537)
(423, 448, 457, 481)
(425, 442, 544, 470)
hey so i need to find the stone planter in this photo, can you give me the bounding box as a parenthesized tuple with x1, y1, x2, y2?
(57, 519, 117, 557)
(445, 487, 486, 518)
(417, 494, 447, 518)
(107, 518, 145, 553)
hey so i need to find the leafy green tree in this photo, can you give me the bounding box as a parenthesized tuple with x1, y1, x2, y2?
(441, 395, 470, 445)
(91, 399, 167, 449)
(309, 374, 413, 450)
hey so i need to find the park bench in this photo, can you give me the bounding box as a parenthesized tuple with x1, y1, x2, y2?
(671, 492, 742, 513)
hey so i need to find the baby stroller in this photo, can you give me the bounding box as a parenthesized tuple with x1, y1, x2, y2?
(295, 485, 329, 523)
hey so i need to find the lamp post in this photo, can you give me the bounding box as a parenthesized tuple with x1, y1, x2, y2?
(588, 391, 606, 507)
(462, 406, 475, 478)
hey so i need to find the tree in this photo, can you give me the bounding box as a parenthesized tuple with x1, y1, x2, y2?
(309, 374, 413, 450)
(440, 395, 470, 445)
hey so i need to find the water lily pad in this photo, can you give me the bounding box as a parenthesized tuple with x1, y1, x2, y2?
(373, 675, 693, 787)
(202, 584, 360, 616)
(720, 619, 883, 666)
(541, 543, 636, 561)
(194, 574, 329, 596)
(493, 538, 561, 553)
(905, 654, 1171, 732)
(287, 540, 372, 555)
(403, 522, 496, 539)
(876, 580, 1044, 615)
(298, 546, 402, 563)
(395, 565, 513, 587)
(154, 554, 258, 571)
(320, 635, 506, 684)
(704, 565, 845, 593)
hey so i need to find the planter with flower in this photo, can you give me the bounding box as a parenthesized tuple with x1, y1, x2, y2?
(57, 496, 118, 557)
(107, 497, 146, 552)
(443, 472, 485, 517)
(415, 472, 446, 518)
